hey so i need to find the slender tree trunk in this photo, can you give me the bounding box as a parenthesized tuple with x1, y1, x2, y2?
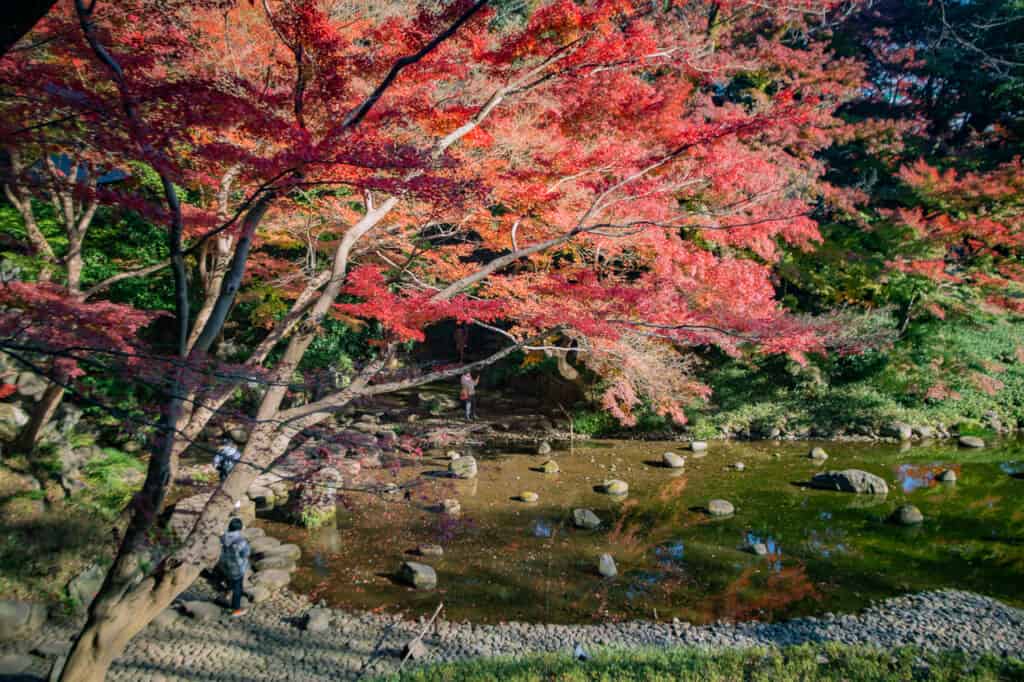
(16, 380, 63, 452)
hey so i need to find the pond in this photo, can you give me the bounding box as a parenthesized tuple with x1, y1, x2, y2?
(259, 438, 1024, 625)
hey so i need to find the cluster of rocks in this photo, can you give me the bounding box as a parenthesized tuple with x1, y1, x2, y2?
(3, 588, 1020, 681)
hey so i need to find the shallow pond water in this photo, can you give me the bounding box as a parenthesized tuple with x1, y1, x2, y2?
(260, 439, 1024, 625)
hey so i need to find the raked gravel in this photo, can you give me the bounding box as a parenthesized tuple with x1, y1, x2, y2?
(3, 588, 1022, 681)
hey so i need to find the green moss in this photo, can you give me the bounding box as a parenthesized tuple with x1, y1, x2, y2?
(379, 644, 1024, 681)
(299, 506, 336, 529)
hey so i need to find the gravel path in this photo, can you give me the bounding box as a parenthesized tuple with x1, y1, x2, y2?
(3, 588, 1022, 681)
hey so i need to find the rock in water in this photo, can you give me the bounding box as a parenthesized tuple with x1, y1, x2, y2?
(445, 450, 461, 460)
(662, 452, 686, 468)
(537, 441, 552, 455)
(399, 561, 437, 590)
(733, 462, 745, 472)
(958, 436, 985, 449)
(418, 544, 444, 557)
(885, 422, 913, 441)
(519, 491, 539, 503)
(809, 447, 828, 461)
(449, 456, 478, 479)
(602, 479, 628, 495)
(598, 553, 617, 577)
(689, 441, 708, 453)
(889, 504, 924, 526)
(305, 608, 331, 632)
(572, 508, 601, 530)
(441, 499, 461, 515)
(707, 499, 734, 517)
(809, 470, 889, 496)
(938, 469, 957, 483)
(541, 459, 560, 474)
(751, 543, 769, 556)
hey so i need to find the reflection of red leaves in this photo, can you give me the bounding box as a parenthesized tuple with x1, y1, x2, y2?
(0, 384, 16, 400)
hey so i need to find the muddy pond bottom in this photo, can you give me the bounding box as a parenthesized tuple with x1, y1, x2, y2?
(259, 439, 1024, 625)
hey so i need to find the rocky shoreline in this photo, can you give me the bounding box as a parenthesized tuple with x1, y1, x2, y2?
(2, 584, 1021, 680)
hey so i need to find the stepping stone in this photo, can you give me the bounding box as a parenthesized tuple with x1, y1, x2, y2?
(540, 460, 560, 474)
(399, 561, 437, 590)
(598, 553, 617, 577)
(418, 544, 444, 557)
(250, 536, 282, 554)
(252, 569, 292, 591)
(809, 447, 828, 461)
(889, 504, 924, 526)
(707, 499, 735, 517)
(572, 509, 601, 530)
(449, 456, 478, 479)
(662, 452, 685, 468)
(602, 479, 628, 495)
(519, 491, 539, 503)
(689, 441, 708, 453)
(958, 436, 985, 448)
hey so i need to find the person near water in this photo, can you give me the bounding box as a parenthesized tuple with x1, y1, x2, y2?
(460, 371, 479, 420)
(213, 437, 242, 510)
(218, 517, 251, 617)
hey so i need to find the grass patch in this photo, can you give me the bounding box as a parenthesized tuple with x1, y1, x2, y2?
(380, 644, 1024, 682)
(78, 448, 145, 519)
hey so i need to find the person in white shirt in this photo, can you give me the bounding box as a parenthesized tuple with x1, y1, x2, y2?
(460, 372, 479, 421)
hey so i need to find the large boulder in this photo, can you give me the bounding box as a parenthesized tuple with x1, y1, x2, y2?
(572, 508, 601, 530)
(66, 564, 106, 612)
(251, 569, 292, 591)
(449, 456, 478, 479)
(16, 371, 48, 400)
(399, 561, 437, 590)
(0, 600, 47, 642)
(250, 536, 282, 554)
(810, 469, 889, 495)
(0, 403, 29, 442)
(884, 422, 913, 441)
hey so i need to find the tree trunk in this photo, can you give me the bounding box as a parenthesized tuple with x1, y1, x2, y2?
(16, 376, 64, 452)
(57, 561, 201, 681)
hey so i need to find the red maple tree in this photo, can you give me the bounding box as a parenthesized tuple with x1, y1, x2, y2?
(0, 1, 865, 677)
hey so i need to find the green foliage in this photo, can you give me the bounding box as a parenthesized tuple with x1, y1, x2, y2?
(381, 644, 1024, 682)
(691, 316, 1024, 436)
(78, 448, 144, 518)
(571, 409, 617, 436)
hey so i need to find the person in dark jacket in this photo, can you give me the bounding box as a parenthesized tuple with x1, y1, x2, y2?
(218, 517, 251, 616)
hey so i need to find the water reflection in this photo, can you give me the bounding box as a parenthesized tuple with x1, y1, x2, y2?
(261, 437, 1024, 625)
(653, 540, 685, 567)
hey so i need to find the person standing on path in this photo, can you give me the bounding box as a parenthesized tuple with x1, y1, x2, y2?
(213, 436, 242, 510)
(218, 517, 251, 617)
(460, 371, 479, 421)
